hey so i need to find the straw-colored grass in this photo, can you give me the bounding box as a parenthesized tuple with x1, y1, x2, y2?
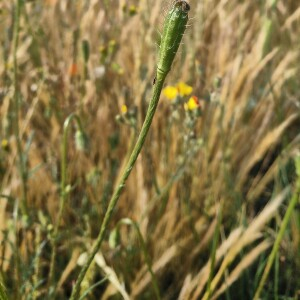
(0, 0, 299, 299)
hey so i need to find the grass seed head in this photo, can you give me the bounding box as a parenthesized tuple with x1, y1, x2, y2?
(156, 1, 190, 80)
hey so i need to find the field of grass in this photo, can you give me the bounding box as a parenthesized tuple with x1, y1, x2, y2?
(0, 0, 300, 299)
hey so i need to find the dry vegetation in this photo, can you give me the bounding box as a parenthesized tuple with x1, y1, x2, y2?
(0, 0, 300, 299)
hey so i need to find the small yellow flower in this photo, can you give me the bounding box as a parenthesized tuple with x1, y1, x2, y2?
(184, 96, 200, 111)
(163, 86, 178, 101)
(1, 139, 9, 152)
(129, 5, 138, 15)
(177, 81, 193, 96)
(163, 82, 193, 101)
(121, 104, 128, 114)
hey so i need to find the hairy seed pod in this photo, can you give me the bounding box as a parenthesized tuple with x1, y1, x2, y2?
(156, 0, 190, 81)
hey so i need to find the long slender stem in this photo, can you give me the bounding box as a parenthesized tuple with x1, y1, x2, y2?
(13, 0, 28, 217)
(70, 73, 167, 299)
(48, 113, 84, 294)
(70, 2, 190, 296)
(12, 1, 26, 298)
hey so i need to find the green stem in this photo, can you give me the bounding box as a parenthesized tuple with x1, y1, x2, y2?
(48, 113, 84, 294)
(70, 73, 167, 299)
(70, 2, 190, 295)
(253, 168, 300, 300)
(13, 0, 28, 217)
(12, 1, 26, 298)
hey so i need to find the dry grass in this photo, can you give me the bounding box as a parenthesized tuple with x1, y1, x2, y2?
(0, 0, 300, 299)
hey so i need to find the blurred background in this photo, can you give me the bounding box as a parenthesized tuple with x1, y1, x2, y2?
(0, 0, 299, 299)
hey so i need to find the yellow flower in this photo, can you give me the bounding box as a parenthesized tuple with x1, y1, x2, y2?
(129, 5, 138, 15)
(121, 104, 128, 114)
(163, 82, 193, 101)
(177, 82, 193, 96)
(163, 86, 178, 101)
(1, 139, 9, 152)
(184, 96, 200, 111)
